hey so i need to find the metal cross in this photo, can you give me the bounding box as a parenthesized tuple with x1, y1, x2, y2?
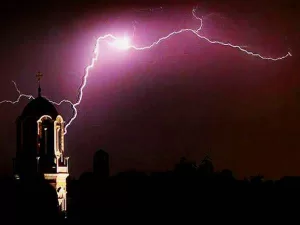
(36, 71, 43, 82)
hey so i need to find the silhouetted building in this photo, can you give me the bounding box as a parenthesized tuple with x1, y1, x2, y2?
(93, 149, 109, 178)
(13, 72, 69, 213)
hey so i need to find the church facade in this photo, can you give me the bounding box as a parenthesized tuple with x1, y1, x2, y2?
(13, 73, 69, 212)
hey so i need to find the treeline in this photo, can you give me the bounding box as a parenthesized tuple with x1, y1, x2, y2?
(0, 157, 299, 224)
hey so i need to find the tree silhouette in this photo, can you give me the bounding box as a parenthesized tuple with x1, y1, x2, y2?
(197, 154, 214, 175)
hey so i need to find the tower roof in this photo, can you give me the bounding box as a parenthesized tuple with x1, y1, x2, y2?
(20, 96, 58, 120)
(19, 71, 59, 120)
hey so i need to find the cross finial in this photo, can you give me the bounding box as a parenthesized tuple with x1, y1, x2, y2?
(36, 71, 43, 81)
(36, 71, 43, 97)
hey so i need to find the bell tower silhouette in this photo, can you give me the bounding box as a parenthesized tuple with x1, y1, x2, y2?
(13, 72, 70, 213)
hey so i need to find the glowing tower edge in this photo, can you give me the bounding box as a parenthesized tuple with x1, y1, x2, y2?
(0, 7, 292, 135)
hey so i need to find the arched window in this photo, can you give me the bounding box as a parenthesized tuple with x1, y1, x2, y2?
(37, 115, 54, 156)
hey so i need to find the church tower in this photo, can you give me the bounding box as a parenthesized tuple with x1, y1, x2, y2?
(13, 72, 69, 213)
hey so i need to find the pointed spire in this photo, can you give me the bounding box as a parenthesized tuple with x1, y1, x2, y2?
(36, 71, 43, 97)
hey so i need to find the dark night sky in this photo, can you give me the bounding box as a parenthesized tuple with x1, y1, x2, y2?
(0, 0, 298, 179)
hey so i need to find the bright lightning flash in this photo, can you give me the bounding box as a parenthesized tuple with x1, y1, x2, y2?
(110, 36, 131, 50)
(0, 7, 292, 135)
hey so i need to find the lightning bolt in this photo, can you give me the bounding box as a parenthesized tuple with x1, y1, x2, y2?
(1, 80, 74, 109)
(0, 81, 34, 104)
(0, 7, 292, 135)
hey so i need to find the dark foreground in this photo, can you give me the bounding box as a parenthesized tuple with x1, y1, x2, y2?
(1, 164, 300, 224)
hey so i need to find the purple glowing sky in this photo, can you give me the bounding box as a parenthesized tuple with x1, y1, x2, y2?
(0, 1, 298, 179)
